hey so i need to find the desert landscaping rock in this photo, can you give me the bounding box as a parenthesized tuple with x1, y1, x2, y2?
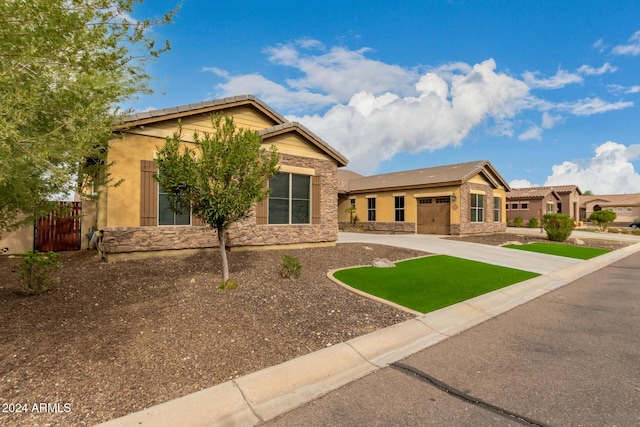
(371, 258, 396, 268)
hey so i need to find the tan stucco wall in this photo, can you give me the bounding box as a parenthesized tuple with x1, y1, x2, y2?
(101, 106, 306, 229)
(0, 219, 33, 255)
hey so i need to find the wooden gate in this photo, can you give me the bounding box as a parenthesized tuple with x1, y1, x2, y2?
(36, 202, 82, 252)
(417, 197, 450, 234)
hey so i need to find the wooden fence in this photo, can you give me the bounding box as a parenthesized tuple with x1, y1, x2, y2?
(36, 202, 82, 252)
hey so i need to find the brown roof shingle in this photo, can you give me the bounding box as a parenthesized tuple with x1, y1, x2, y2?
(337, 160, 509, 193)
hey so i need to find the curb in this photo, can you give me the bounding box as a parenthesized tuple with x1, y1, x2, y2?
(95, 242, 640, 427)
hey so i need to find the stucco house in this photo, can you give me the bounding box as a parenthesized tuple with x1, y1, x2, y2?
(506, 185, 581, 225)
(505, 187, 560, 225)
(579, 193, 640, 224)
(337, 160, 510, 235)
(94, 95, 348, 260)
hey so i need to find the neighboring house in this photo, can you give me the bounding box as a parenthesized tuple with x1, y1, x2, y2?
(505, 187, 560, 225)
(580, 194, 640, 224)
(506, 185, 582, 224)
(94, 95, 348, 260)
(337, 160, 510, 235)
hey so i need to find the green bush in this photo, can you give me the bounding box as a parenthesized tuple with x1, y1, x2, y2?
(588, 210, 617, 231)
(528, 217, 539, 228)
(514, 217, 523, 227)
(543, 213, 574, 242)
(15, 251, 62, 295)
(280, 254, 302, 279)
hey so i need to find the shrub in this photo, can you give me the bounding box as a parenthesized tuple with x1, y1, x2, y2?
(588, 210, 617, 231)
(514, 217, 523, 227)
(280, 254, 302, 279)
(15, 251, 62, 295)
(528, 217, 539, 228)
(218, 279, 238, 290)
(543, 213, 574, 242)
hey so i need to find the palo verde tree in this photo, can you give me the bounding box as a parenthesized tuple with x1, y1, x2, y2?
(0, 0, 177, 237)
(154, 114, 280, 287)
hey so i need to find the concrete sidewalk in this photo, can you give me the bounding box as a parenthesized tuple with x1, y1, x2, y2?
(95, 237, 640, 427)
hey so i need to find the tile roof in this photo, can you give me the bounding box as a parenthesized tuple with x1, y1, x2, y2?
(511, 185, 582, 195)
(580, 193, 640, 207)
(506, 187, 560, 200)
(337, 160, 509, 193)
(116, 95, 288, 126)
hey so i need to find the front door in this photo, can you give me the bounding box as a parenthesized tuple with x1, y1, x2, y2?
(417, 197, 450, 234)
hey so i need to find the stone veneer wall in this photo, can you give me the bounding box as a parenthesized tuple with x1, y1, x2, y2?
(455, 182, 507, 235)
(102, 154, 339, 254)
(338, 221, 415, 233)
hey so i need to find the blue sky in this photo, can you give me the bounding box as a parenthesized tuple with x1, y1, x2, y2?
(128, 0, 640, 194)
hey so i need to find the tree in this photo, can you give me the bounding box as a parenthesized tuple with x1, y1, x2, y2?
(155, 115, 280, 287)
(589, 210, 617, 231)
(0, 0, 177, 237)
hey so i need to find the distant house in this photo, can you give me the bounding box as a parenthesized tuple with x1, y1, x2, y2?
(505, 187, 560, 225)
(94, 95, 348, 260)
(506, 185, 582, 224)
(580, 194, 640, 223)
(337, 160, 510, 235)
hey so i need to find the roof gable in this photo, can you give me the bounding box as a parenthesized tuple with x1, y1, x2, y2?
(111, 95, 347, 167)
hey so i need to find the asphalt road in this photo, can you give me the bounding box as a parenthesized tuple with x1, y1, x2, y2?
(263, 250, 640, 427)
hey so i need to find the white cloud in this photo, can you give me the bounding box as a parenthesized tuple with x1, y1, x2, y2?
(577, 62, 617, 75)
(205, 42, 634, 174)
(612, 30, 640, 56)
(544, 141, 640, 193)
(518, 126, 542, 141)
(509, 179, 535, 188)
(592, 38, 607, 53)
(608, 84, 640, 95)
(289, 59, 530, 173)
(556, 97, 633, 116)
(263, 40, 418, 103)
(522, 69, 583, 89)
(541, 112, 563, 129)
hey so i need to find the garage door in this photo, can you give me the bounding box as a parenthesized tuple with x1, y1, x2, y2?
(417, 197, 450, 234)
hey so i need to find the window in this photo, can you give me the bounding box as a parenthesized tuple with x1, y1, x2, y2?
(268, 173, 310, 224)
(435, 196, 450, 203)
(158, 179, 190, 226)
(494, 197, 501, 222)
(521, 202, 528, 210)
(394, 196, 405, 222)
(511, 203, 518, 210)
(350, 198, 355, 207)
(367, 198, 376, 221)
(471, 194, 484, 222)
(546, 203, 554, 213)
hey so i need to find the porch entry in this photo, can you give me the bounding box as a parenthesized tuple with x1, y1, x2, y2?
(36, 202, 82, 252)
(417, 197, 450, 234)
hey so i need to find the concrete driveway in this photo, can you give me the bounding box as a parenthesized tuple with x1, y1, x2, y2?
(338, 232, 581, 275)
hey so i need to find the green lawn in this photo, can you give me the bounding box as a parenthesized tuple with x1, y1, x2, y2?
(333, 255, 539, 314)
(502, 243, 610, 260)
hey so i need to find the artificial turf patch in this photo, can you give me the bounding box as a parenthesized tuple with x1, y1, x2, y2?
(502, 242, 610, 260)
(333, 255, 539, 314)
